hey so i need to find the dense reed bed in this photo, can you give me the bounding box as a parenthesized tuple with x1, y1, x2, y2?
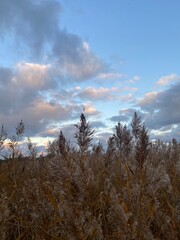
(0, 113, 180, 239)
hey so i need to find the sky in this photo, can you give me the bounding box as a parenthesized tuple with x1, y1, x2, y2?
(0, 0, 180, 150)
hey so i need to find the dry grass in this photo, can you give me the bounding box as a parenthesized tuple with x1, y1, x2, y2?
(0, 114, 180, 239)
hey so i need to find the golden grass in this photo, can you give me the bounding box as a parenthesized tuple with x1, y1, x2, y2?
(0, 140, 180, 240)
(0, 115, 180, 239)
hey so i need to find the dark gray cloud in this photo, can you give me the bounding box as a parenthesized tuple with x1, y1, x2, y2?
(0, 99, 80, 138)
(150, 125, 180, 142)
(0, 67, 12, 86)
(91, 121, 107, 129)
(61, 124, 77, 142)
(94, 132, 112, 147)
(34, 120, 77, 140)
(0, 0, 61, 54)
(108, 80, 180, 133)
(139, 83, 180, 129)
(109, 115, 129, 123)
(53, 30, 82, 63)
(109, 108, 142, 123)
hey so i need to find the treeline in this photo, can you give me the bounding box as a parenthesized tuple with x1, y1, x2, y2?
(0, 113, 180, 239)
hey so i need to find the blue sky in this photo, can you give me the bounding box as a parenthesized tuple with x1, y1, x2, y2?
(0, 0, 180, 149)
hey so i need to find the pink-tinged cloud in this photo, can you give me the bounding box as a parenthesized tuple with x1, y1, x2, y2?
(77, 87, 119, 100)
(83, 104, 100, 116)
(13, 62, 52, 90)
(26, 100, 74, 123)
(156, 74, 180, 86)
(138, 91, 159, 106)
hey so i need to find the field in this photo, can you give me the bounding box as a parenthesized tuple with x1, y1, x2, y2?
(0, 113, 180, 239)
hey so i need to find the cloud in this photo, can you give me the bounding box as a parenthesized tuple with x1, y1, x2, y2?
(156, 74, 180, 86)
(0, 62, 102, 138)
(94, 132, 112, 146)
(61, 54, 103, 81)
(0, 0, 108, 140)
(0, 62, 57, 116)
(59, 124, 77, 144)
(150, 125, 180, 142)
(109, 108, 144, 124)
(109, 108, 135, 123)
(120, 93, 134, 102)
(83, 104, 100, 116)
(0, 66, 22, 114)
(0, 66, 12, 88)
(126, 75, 141, 84)
(97, 72, 123, 80)
(138, 91, 159, 110)
(77, 87, 119, 101)
(0, 0, 61, 54)
(138, 83, 180, 129)
(0, 97, 78, 137)
(109, 115, 129, 123)
(0, 0, 105, 81)
(91, 121, 107, 129)
(0, 63, 83, 138)
(0, 0, 153, 144)
(14, 62, 53, 90)
(52, 31, 104, 81)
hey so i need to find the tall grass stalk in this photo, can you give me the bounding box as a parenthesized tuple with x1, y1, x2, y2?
(0, 113, 180, 239)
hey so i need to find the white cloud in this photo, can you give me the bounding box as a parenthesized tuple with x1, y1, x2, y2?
(123, 86, 138, 92)
(126, 75, 141, 84)
(156, 74, 180, 86)
(97, 72, 123, 80)
(82, 41, 90, 52)
(150, 125, 180, 142)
